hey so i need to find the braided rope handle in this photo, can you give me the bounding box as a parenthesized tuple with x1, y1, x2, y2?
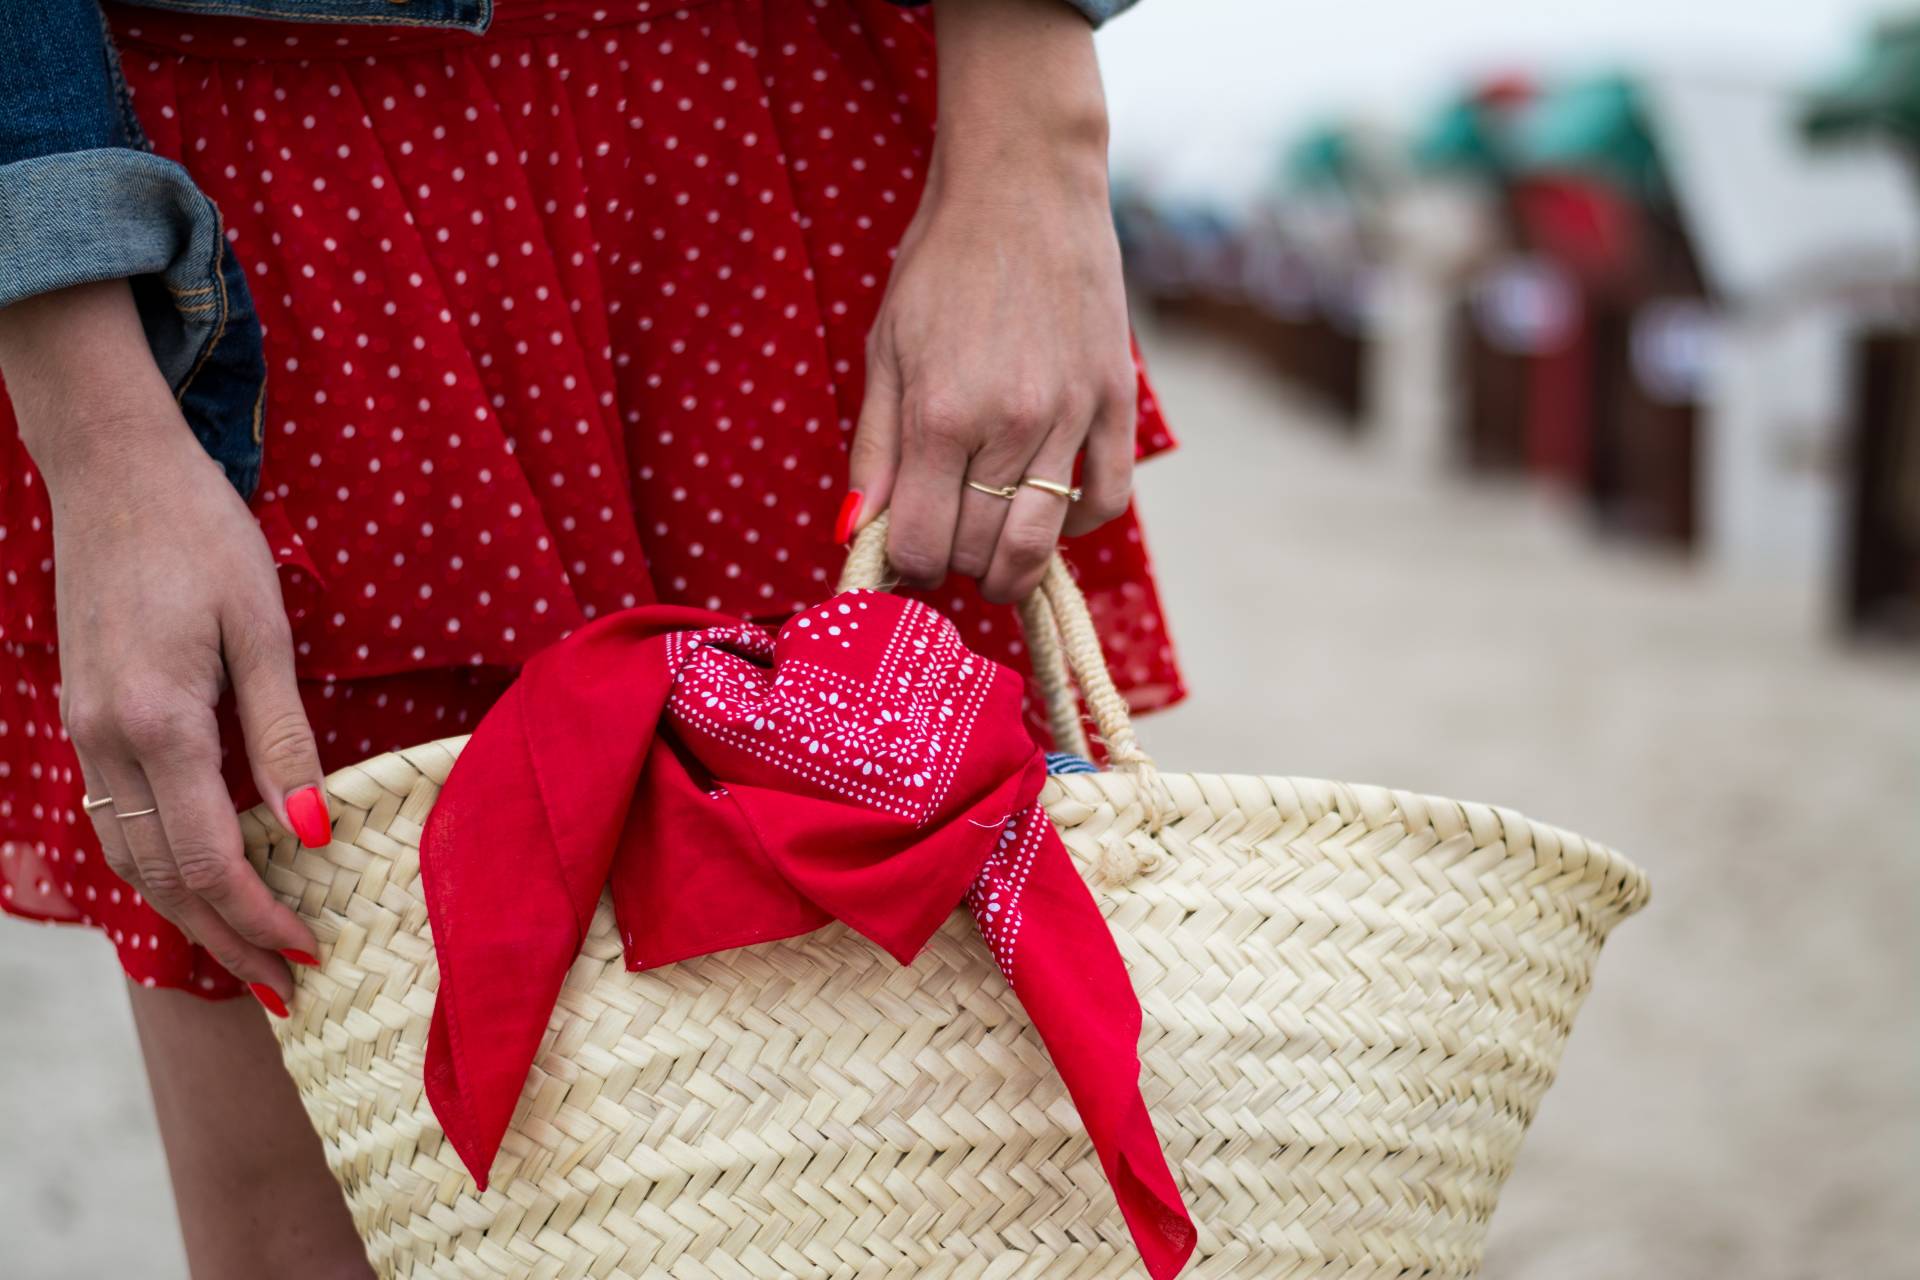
(1015, 588, 1092, 760)
(837, 516, 1168, 828)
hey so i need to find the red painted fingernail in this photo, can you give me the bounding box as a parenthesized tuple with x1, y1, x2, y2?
(285, 786, 330, 849)
(833, 489, 864, 544)
(281, 949, 320, 967)
(249, 984, 290, 1018)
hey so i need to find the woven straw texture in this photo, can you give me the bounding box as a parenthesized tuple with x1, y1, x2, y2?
(241, 737, 1649, 1278)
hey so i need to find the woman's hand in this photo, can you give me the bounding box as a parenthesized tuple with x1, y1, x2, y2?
(1, 280, 324, 1008)
(844, 0, 1136, 604)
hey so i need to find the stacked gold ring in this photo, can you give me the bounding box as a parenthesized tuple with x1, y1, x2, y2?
(1021, 477, 1083, 502)
(965, 477, 1082, 502)
(81, 793, 159, 819)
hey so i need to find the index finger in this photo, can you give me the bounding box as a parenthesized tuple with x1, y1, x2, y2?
(138, 709, 318, 963)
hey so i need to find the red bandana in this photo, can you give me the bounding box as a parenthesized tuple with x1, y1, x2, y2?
(419, 591, 1196, 1277)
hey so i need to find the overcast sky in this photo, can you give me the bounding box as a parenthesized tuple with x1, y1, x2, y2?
(1096, 0, 1898, 203)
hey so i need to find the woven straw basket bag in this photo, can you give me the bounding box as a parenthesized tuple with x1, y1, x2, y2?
(241, 520, 1650, 1279)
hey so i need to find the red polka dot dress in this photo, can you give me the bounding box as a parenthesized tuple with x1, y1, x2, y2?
(0, 0, 1185, 999)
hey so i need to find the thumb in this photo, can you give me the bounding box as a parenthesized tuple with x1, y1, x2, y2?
(841, 345, 902, 542)
(226, 599, 330, 850)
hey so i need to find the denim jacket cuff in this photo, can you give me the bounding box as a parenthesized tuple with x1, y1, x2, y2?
(1060, 0, 1140, 24)
(886, 0, 1140, 26)
(1, 147, 221, 387)
(0, 147, 264, 495)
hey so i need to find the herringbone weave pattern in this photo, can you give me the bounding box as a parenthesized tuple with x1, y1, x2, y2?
(241, 736, 1649, 1278)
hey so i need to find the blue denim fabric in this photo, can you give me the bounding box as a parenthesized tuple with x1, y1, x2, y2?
(0, 1, 264, 494)
(888, 0, 1137, 23)
(113, 0, 1131, 30)
(1063, 0, 1139, 22)
(113, 0, 490, 31)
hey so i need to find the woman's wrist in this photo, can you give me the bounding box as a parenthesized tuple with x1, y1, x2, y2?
(928, 0, 1110, 203)
(0, 279, 185, 486)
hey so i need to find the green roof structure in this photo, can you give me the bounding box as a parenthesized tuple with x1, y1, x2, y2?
(1804, 15, 1920, 144)
(1512, 74, 1667, 200)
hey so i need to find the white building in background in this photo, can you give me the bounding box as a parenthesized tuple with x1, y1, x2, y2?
(1644, 74, 1920, 583)
(1373, 71, 1920, 585)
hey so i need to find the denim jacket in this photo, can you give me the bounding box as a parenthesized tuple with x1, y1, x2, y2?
(0, 0, 1139, 499)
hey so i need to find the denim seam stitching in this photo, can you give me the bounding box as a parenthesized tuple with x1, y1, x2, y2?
(170, 203, 233, 408)
(252, 369, 268, 446)
(119, 1, 490, 32)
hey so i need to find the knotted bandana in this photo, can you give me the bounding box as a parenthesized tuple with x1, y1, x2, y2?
(420, 590, 1195, 1278)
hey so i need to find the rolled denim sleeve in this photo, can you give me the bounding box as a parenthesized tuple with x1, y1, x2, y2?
(0, 0, 265, 495)
(887, 0, 1141, 27)
(1058, 0, 1140, 23)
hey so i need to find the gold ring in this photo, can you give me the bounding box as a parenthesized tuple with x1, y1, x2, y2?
(965, 479, 1019, 500)
(113, 807, 161, 820)
(1021, 477, 1083, 502)
(81, 794, 116, 813)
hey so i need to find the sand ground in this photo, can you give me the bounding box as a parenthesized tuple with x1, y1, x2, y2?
(4, 325, 1916, 1278)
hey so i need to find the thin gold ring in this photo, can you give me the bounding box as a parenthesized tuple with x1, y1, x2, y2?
(1021, 476, 1084, 502)
(113, 806, 161, 820)
(965, 479, 1019, 500)
(81, 793, 116, 813)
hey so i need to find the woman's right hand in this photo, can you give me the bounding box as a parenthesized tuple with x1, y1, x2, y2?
(0, 280, 323, 1008)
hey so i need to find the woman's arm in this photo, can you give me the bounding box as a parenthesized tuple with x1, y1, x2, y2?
(845, 0, 1137, 604)
(0, 280, 322, 1007)
(2, 2, 295, 1002)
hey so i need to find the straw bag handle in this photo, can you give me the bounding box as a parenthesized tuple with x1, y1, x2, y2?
(836, 514, 1158, 781)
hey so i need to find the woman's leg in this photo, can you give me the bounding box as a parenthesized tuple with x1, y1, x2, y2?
(127, 980, 371, 1280)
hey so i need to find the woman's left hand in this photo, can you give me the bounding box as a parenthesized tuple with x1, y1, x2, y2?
(844, 0, 1136, 605)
